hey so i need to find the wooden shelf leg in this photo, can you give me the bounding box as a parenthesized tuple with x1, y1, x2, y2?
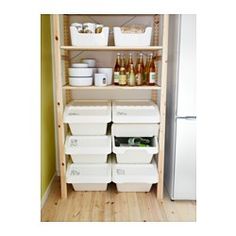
(157, 14, 169, 200)
(52, 14, 67, 199)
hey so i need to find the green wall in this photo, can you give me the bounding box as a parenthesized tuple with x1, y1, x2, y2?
(41, 14, 56, 199)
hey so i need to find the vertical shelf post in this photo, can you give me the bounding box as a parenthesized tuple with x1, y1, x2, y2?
(52, 14, 67, 199)
(157, 14, 169, 200)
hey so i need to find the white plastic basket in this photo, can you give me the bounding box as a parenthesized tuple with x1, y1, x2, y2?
(65, 135, 112, 163)
(63, 100, 111, 135)
(112, 159, 158, 192)
(113, 27, 152, 46)
(66, 161, 111, 191)
(112, 123, 159, 163)
(112, 100, 160, 124)
(70, 26, 109, 46)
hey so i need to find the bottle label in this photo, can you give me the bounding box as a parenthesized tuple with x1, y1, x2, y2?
(136, 73, 142, 86)
(149, 72, 156, 84)
(114, 71, 120, 83)
(128, 73, 135, 86)
(119, 74, 127, 85)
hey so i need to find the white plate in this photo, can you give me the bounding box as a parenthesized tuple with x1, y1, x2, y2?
(68, 68, 93, 77)
(81, 59, 96, 67)
(72, 63, 89, 68)
(69, 77, 93, 86)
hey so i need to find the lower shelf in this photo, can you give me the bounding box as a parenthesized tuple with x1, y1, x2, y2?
(62, 84, 161, 90)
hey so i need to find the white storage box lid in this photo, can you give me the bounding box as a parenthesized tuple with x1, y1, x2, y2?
(66, 160, 111, 184)
(112, 159, 158, 183)
(112, 100, 160, 123)
(65, 135, 111, 155)
(64, 100, 111, 123)
(112, 124, 159, 137)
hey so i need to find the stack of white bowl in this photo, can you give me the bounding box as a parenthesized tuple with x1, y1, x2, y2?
(69, 58, 114, 87)
(69, 59, 97, 87)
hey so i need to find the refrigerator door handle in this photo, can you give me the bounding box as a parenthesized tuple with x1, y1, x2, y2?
(176, 116, 197, 120)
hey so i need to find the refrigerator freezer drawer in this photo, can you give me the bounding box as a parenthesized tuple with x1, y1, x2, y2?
(173, 118, 196, 200)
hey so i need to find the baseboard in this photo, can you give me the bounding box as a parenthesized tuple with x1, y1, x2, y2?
(41, 173, 56, 209)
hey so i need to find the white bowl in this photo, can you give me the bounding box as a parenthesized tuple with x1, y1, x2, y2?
(98, 68, 113, 85)
(68, 68, 93, 77)
(69, 77, 93, 87)
(81, 59, 96, 67)
(71, 63, 89, 68)
(91, 68, 97, 75)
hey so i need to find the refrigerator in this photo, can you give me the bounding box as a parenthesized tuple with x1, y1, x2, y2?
(164, 14, 196, 200)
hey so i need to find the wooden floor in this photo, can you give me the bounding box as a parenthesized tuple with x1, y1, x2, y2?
(41, 177, 196, 222)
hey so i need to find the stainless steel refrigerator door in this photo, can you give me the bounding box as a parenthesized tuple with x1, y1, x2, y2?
(173, 118, 196, 200)
(176, 14, 196, 117)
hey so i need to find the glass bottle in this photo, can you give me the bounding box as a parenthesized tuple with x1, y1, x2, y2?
(148, 53, 156, 85)
(119, 55, 127, 86)
(135, 53, 145, 86)
(135, 63, 142, 86)
(126, 53, 133, 78)
(113, 53, 121, 85)
(128, 64, 136, 86)
(144, 56, 150, 85)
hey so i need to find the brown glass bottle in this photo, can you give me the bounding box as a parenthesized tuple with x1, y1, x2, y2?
(135, 53, 145, 85)
(135, 64, 142, 86)
(144, 56, 150, 85)
(148, 53, 156, 86)
(119, 55, 127, 86)
(126, 53, 133, 77)
(114, 53, 121, 85)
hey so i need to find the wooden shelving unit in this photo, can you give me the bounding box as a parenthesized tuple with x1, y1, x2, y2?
(52, 14, 169, 200)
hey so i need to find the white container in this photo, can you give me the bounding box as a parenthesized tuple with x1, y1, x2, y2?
(91, 67, 97, 76)
(98, 68, 113, 85)
(70, 26, 109, 46)
(113, 27, 152, 47)
(65, 135, 111, 163)
(66, 161, 112, 191)
(94, 73, 107, 87)
(63, 100, 111, 135)
(112, 123, 159, 163)
(81, 59, 96, 67)
(71, 63, 89, 68)
(69, 77, 93, 87)
(112, 100, 160, 123)
(112, 159, 158, 192)
(68, 68, 93, 77)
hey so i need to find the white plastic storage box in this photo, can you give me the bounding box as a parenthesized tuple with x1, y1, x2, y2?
(113, 27, 152, 46)
(112, 124, 159, 163)
(63, 100, 111, 135)
(65, 135, 111, 163)
(112, 100, 160, 123)
(112, 159, 158, 192)
(70, 26, 109, 46)
(66, 161, 111, 191)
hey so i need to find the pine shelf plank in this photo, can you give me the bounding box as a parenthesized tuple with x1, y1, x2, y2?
(60, 46, 163, 51)
(62, 84, 161, 90)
